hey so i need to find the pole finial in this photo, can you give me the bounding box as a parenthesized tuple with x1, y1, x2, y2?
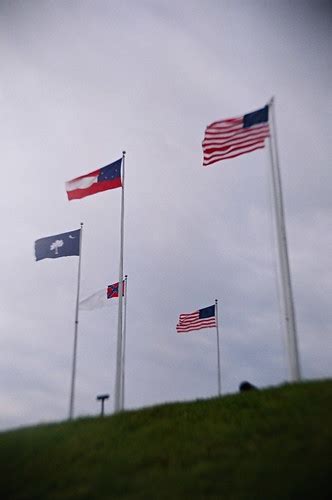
(122, 150, 126, 156)
(80, 222, 84, 228)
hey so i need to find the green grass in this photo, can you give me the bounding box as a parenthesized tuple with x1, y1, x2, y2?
(0, 380, 331, 500)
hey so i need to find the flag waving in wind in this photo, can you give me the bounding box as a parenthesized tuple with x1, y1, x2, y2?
(35, 229, 81, 261)
(107, 281, 125, 299)
(79, 281, 126, 310)
(66, 158, 122, 200)
(177, 305, 216, 333)
(202, 105, 270, 166)
(79, 289, 111, 311)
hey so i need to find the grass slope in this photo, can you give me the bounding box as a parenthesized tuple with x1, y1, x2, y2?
(0, 380, 331, 500)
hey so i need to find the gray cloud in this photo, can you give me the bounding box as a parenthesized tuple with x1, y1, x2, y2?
(0, 0, 331, 430)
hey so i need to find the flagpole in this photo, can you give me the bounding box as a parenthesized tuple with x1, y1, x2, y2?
(215, 299, 221, 396)
(69, 222, 83, 420)
(114, 151, 126, 413)
(120, 274, 128, 410)
(268, 97, 301, 382)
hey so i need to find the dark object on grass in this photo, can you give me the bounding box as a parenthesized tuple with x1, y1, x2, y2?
(239, 381, 258, 392)
(96, 394, 109, 416)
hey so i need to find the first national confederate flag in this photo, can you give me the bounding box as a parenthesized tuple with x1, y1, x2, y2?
(66, 158, 122, 200)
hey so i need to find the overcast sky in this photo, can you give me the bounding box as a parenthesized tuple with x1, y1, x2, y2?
(0, 0, 331, 430)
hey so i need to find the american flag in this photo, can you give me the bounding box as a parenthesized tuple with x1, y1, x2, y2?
(176, 304, 216, 334)
(202, 105, 270, 166)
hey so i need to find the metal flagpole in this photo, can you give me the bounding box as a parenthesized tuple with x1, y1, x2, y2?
(268, 97, 301, 382)
(69, 222, 84, 420)
(114, 151, 126, 412)
(215, 299, 221, 396)
(120, 274, 128, 410)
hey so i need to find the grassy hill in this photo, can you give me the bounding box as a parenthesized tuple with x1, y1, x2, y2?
(0, 380, 331, 500)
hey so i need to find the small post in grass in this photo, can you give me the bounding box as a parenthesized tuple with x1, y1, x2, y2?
(96, 394, 109, 417)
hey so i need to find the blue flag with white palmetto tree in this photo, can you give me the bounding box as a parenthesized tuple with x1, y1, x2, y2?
(35, 229, 81, 261)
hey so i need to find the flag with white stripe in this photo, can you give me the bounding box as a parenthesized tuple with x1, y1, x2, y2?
(176, 304, 216, 333)
(202, 105, 270, 166)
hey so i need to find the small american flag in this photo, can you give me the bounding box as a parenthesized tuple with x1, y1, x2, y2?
(176, 304, 216, 334)
(202, 105, 270, 166)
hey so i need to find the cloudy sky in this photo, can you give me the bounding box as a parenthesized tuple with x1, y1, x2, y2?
(1, 0, 331, 430)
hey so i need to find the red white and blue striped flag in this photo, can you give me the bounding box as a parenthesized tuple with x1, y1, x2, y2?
(176, 305, 216, 333)
(202, 105, 270, 166)
(66, 158, 122, 200)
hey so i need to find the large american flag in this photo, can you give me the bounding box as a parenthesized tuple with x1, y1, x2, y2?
(202, 105, 270, 166)
(176, 304, 216, 333)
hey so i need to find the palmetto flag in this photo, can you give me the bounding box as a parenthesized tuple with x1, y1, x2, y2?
(202, 105, 270, 166)
(35, 229, 80, 261)
(176, 305, 216, 333)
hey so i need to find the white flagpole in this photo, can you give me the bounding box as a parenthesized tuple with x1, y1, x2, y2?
(215, 299, 221, 396)
(268, 97, 301, 382)
(120, 274, 128, 410)
(114, 151, 126, 413)
(69, 222, 83, 420)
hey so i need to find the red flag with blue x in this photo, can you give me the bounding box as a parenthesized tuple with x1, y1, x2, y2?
(107, 281, 125, 299)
